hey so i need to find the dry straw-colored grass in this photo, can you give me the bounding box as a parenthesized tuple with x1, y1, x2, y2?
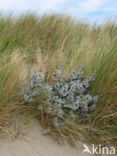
(0, 52, 25, 127)
(0, 13, 117, 145)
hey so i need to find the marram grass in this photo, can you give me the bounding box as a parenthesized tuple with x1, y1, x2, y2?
(0, 52, 25, 127)
(0, 13, 117, 145)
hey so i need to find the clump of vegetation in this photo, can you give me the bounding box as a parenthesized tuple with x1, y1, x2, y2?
(19, 65, 98, 135)
(0, 13, 116, 145)
(0, 53, 23, 127)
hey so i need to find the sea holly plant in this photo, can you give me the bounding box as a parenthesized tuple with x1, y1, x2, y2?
(19, 65, 98, 127)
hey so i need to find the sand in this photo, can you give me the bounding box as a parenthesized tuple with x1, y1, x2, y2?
(0, 119, 93, 156)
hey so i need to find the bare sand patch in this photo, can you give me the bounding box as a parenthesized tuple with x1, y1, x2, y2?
(0, 119, 92, 156)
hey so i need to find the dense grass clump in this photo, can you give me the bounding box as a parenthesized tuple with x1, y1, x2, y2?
(0, 53, 23, 127)
(0, 13, 117, 145)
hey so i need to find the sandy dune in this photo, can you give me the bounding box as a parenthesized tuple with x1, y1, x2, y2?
(0, 119, 92, 156)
